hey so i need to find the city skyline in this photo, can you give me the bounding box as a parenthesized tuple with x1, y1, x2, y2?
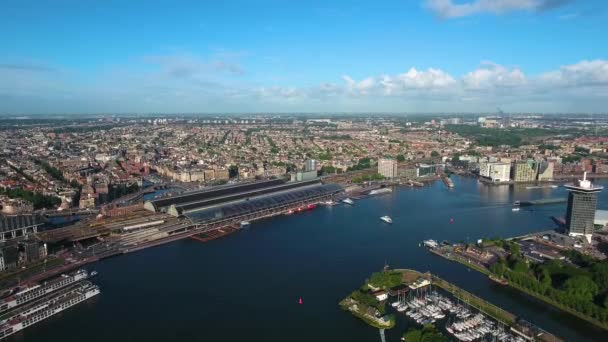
(1, 0, 607, 114)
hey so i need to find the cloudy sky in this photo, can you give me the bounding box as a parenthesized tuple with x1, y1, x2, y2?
(1, 0, 607, 114)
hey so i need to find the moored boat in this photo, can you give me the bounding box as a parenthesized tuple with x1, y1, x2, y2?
(342, 198, 354, 205)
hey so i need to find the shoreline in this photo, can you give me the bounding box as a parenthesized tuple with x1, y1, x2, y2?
(428, 246, 608, 331)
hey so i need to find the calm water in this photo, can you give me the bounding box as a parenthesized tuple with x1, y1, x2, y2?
(13, 177, 608, 342)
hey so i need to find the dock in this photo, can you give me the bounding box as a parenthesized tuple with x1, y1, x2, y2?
(190, 226, 240, 243)
(394, 269, 562, 342)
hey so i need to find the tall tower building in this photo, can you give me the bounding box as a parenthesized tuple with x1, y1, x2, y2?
(564, 172, 603, 243)
(378, 158, 397, 179)
(305, 159, 317, 172)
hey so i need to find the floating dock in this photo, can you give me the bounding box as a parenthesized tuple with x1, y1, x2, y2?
(190, 226, 240, 243)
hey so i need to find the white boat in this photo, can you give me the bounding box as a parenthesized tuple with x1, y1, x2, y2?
(512, 207, 520, 212)
(423, 239, 439, 248)
(342, 198, 354, 205)
(240, 221, 251, 227)
(369, 188, 392, 196)
(380, 216, 392, 224)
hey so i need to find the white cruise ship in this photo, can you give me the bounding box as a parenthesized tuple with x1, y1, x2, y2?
(0, 281, 100, 340)
(0, 269, 89, 313)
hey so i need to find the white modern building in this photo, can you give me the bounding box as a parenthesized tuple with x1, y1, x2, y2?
(378, 158, 397, 179)
(479, 162, 511, 182)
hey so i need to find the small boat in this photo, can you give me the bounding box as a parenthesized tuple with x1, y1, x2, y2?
(512, 207, 520, 212)
(489, 274, 509, 285)
(380, 216, 392, 224)
(342, 198, 354, 205)
(240, 221, 251, 227)
(90, 271, 98, 277)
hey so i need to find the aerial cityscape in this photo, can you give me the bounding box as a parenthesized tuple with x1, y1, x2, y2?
(1, 1, 608, 341)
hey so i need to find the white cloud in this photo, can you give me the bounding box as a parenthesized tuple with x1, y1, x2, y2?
(425, 0, 572, 18)
(255, 86, 305, 100)
(462, 62, 527, 89)
(1, 57, 607, 114)
(538, 59, 608, 87)
(343, 75, 376, 95)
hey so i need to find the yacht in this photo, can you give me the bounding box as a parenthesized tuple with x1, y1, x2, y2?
(512, 207, 520, 212)
(240, 221, 251, 227)
(342, 198, 354, 205)
(380, 216, 392, 224)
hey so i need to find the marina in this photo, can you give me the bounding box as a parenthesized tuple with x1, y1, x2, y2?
(343, 268, 561, 342)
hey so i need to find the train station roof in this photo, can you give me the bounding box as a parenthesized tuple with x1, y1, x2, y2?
(144, 179, 285, 212)
(0, 214, 45, 233)
(184, 183, 342, 223)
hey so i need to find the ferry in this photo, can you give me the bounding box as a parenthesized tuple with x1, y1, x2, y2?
(0, 269, 89, 313)
(380, 216, 392, 224)
(0, 281, 100, 340)
(512, 207, 520, 212)
(342, 198, 354, 205)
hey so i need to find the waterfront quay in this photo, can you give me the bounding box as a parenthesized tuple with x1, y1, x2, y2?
(341, 268, 561, 342)
(3, 179, 343, 290)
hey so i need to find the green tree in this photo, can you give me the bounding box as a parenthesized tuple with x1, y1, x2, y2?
(403, 324, 447, 342)
(430, 151, 440, 157)
(228, 165, 239, 178)
(397, 154, 405, 162)
(591, 262, 608, 292)
(540, 268, 552, 288)
(563, 276, 599, 302)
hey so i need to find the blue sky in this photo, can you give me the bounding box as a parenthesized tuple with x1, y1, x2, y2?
(1, 0, 607, 114)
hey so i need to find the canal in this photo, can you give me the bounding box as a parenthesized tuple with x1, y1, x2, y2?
(13, 176, 608, 341)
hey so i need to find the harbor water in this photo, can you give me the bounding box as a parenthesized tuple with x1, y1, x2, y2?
(13, 176, 608, 342)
